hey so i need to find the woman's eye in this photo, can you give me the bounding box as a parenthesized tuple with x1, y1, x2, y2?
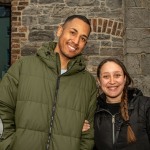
(114, 74, 121, 78)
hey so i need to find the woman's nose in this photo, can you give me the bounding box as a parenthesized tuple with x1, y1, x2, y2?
(109, 76, 115, 84)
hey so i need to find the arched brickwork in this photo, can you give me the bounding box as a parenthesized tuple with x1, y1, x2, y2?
(90, 18, 123, 37)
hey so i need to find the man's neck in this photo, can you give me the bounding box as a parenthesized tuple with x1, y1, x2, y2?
(54, 45, 70, 69)
(61, 58, 69, 69)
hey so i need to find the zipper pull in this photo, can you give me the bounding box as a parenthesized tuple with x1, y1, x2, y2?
(112, 115, 115, 124)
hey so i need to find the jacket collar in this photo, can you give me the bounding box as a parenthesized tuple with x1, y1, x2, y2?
(96, 87, 143, 112)
(36, 41, 86, 75)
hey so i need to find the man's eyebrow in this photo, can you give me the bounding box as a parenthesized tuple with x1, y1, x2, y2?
(70, 28, 88, 39)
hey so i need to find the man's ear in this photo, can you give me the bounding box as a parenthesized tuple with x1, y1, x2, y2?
(56, 25, 63, 37)
(97, 78, 101, 86)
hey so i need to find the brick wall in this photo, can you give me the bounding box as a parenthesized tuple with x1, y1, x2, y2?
(11, 0, 29, 64)
(1, 0, 150, 96)
(11, 0, 124, 72)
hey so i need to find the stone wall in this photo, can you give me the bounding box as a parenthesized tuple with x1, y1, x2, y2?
(11, 0, 124, 72)
(0, 0, 150, 96)
(124, 0, 150, 96)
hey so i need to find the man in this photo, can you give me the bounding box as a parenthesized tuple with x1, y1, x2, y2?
(0, 15, 97, 150)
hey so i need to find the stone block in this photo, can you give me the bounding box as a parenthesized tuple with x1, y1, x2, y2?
(88, 33, 98, 40)
(106, 0, 122, 10)
(22, 16, 38, 26)
(30, 0, 38, 3)
(126, 8, 150, 28)
(84, 41, 100, 55)
(86, 56, 107, 75)
(126, 28, 150, 51)
(98, 34, 110, 40)
(101, 41, 111, 47)
(22, 6, 43, 15)
(39, 0, 63, 4)
(124, 54, 141, 75)
(125, 47, 150, 54)
(38, 16, 61, 25)
(29, 30, 54, 42)
(141, 53, 150, 75)
(65, 0, 99, 6)
(21, 44, 37, 56)
(112, 37, 123, 47)
(52, 5, 75, 17)
(126, 0, 150, 8)
(100, 48, 123, 56)
(132, 75, 150, 97)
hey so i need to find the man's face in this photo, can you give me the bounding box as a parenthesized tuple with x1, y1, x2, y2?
(55, 18, 91, 60)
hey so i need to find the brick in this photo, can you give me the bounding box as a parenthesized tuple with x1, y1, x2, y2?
(19, 2, 29, 6)
(18, 6, 26, 11)
(11, 27, 18, 32)
(112, 21, 117, 35)
(11, 49, 21, 54)
(12, 11, 21, 16)
(102, 19, 108, 32)
(106, 28, 111, 34)
(11, 21, 21, 26)
(92, 19, 97, 32)
(11, 17, 18, 21)
(98, 18, 103, 26)
(12, 33, 26, 38)
(18, 26, 28, 32)
(108, 20, 113, 27)
(12, 44, 20, 48)
(11, 39, 20, 43)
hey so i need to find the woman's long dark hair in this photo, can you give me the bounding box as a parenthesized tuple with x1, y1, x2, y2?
(97, 58, 136, 143)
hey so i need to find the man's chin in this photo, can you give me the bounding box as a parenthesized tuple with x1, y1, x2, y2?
(64, 53, 80, 59)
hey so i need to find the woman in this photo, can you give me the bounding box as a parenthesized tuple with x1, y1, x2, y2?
(83, 58, 150, 150)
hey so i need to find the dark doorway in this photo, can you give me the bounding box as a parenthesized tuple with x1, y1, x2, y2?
(0, 5, 11, 79)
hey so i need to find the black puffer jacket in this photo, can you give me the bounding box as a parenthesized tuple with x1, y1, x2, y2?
(94, 88, 150, 150)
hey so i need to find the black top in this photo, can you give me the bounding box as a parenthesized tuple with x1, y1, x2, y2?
(107, 103, 120, 115)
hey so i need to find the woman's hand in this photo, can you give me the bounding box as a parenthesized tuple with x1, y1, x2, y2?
(82, 120, 90, 132)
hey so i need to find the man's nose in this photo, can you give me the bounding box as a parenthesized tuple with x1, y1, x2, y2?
(73, 36, 80, 45)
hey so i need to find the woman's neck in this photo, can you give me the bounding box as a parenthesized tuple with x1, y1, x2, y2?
(106, 96, 122, 104)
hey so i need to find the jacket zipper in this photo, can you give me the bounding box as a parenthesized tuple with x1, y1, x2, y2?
(46, 76, 60, 150)
(112, 115, 115, 144)
(96, 109, 118, 145)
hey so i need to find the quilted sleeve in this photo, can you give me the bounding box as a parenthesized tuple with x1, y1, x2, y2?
(0, 59, 21, 149)
(80, 80, 97, 150)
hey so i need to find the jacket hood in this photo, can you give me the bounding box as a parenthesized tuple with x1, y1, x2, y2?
(97, 87, 143, 110)
(36, 42, 86, 75)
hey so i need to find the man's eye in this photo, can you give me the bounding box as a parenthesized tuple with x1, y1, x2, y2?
(103, 75, 109, 79)
(81, 37, 87, 43)
(70, 31, 75, 35)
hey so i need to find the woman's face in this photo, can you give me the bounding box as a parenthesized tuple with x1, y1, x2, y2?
(98, 61, 126, 103)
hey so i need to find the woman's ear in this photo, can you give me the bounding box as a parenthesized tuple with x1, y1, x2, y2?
(56, 25, 63, 37)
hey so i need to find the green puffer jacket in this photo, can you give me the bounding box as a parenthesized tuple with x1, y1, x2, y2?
(0, 42, 97, 150)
